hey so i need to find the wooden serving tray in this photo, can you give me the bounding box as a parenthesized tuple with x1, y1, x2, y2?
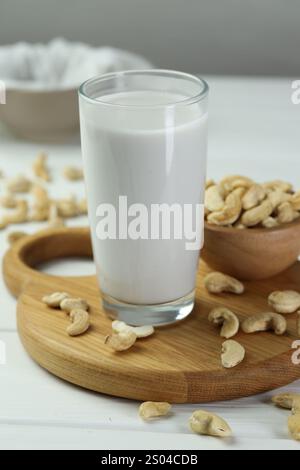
(3, 227, 300, 403)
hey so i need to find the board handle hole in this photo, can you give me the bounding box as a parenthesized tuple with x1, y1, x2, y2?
(38, 257, 95, 277)
(19, 229, 93, 271)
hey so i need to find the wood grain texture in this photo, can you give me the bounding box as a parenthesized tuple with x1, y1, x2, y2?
(3, 227, 300, 403)
(203, 220, 300, 280)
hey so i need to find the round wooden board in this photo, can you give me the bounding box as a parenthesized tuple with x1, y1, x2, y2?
(3, 227, 300, 403)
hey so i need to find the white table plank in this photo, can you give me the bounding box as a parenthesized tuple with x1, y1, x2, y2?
(2, 423, 299, 450)
(0, 331, 299, 449)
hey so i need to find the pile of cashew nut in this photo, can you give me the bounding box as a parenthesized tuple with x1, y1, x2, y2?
(0, 152, 87, 243)
(105, 320, 154, 351)
(203, 270, 300, 440)
(141, 402, 232, 440)
(42, 292, 90, 336)
(42, 294, 156, 344)
(205, 272, 300, 373)
(111, 270, 300, 441)
(205, 176, 300, 228)
(41, 274, 300, 440)
(138, 391, 300, 441)
(138, 400, 233, 439)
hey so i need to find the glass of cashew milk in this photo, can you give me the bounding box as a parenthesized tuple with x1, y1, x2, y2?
(79, 70, 208, 326)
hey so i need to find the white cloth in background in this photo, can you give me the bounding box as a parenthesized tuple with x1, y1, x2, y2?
(0, 38, 152, 89)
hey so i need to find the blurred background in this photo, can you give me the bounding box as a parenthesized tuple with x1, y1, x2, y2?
(1, 0, 299, 77)
(0, 0, 299, 160)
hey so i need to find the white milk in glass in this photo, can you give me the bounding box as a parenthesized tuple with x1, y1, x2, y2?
(80, 89, 207, 306)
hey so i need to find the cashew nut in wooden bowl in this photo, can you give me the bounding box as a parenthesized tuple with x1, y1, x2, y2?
(202, 218, 300, 281)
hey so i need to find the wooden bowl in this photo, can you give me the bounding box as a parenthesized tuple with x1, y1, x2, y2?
(202, 219, 300, 280)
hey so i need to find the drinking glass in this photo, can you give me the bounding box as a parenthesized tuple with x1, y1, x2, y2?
(79, 70, 208, 325)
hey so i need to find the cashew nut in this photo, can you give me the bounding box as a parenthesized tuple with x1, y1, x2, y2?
(272, 393, 300, 411)
(0, 219, 7, 230)
(205, 179, 215, 189)
(7, 231, 27, 245)
(242, 184, 266, 210)
(204, 272, 244, 295)
(267, 189, 291, 211)
(277, 202, 299, 224)
(290, 191, 300, 211)
(0, 193, 17, 209)
(241, 312, 287, 335)
(241, 199, 273, 227)
(207, 189, 242, 226)
(42, 292, 70, 308)
(3, 200, 28, 224)
(273, 390, 300, 441)
(32, 152, 51, 181)
(105, 331, 137, 351)
(31, 184, 49, 203)
(56, 195, 79, 218)
(268, 290, 300, 314)
(219, 175, 253, 196)
(139, 402, 171, 420)
(208, 307, 239, 339)
(112, 320, 154, 338)
(30, 186, 50, 221)
(263, 180, 293, 193)
(189, 410, 232, 438)
(233, 220, 247, 229)
(221, 340, 245, 368)
(293, 399, 300, 415)
(297, 312, 300, 337)
(205, 185, 225, 212)
(288, 414, 300, 441)
(261, 216, 279, 229)
(6, 175, 32, 193)
(30, 205, 50, 222)
(48, 203, 65, 228)
(234, 187, 247, 198)
(77, 198, 88, 215)
(67, 309, 90, 336)
(60, 297, 89, 313)
(63, 166, 84, 181)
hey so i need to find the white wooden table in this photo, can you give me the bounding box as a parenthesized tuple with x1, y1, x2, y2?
(0, 76, 300, 450)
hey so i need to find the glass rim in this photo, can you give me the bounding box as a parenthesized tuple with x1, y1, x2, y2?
(78, 69, 209, 108)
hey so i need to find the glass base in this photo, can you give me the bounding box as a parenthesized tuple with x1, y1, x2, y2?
(102, 291, 195, 326)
